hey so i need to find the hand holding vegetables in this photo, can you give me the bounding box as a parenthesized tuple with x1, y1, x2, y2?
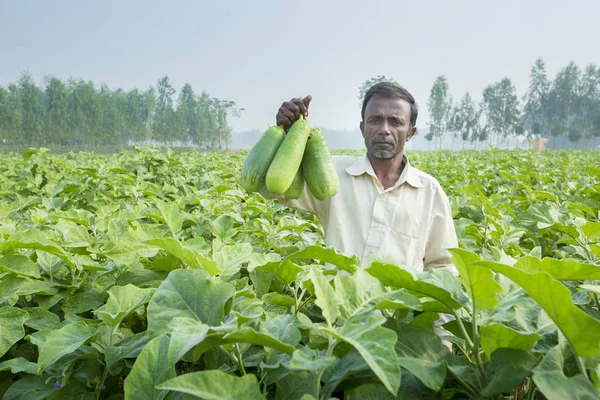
(240, 95, 338, 200)
(276, 95, 312, 130)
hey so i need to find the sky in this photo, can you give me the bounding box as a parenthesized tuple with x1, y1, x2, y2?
(1, 0, 599, 133)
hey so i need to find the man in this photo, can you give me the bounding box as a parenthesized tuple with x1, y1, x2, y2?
(272, 82, 458, 272)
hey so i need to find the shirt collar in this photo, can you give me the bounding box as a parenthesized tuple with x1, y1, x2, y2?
(345, 153, 424, 188)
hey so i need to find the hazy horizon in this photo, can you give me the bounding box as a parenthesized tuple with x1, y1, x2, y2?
(2, 0, 599, 133)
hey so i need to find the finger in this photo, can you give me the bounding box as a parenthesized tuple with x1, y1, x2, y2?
(281, 106, 297, 121)
(302, 95, 312, 116)
(286, 99, 302, 118)
(276, 114, 292, 128)
(292, 98, 308, 117)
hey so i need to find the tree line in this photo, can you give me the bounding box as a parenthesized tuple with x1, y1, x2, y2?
(0, 74, 242, 151)
(427, 59, 600, 149)
(363, 59, 600, 150)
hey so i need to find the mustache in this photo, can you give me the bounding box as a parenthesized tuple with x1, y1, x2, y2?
(372, 139, 394, 144)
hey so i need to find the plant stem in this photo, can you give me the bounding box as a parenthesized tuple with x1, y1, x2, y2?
(316, 338, 338, 400)
(470, 304, 486, 381)
(96, 327, 116, 400)
(525, 378, 536, 400)
(295, 295, 314, 317)
(569, 342, 588, 379)
(235, 343, 246, 375)
(451, 310, 474, 349)
(592, 292, 600, 314)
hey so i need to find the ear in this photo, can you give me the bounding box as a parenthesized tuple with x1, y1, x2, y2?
(360, 121, 364, 137)
(407, 126, 416, 141)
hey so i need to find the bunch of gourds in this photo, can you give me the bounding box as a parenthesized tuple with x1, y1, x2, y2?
(240, 115, 338, 200)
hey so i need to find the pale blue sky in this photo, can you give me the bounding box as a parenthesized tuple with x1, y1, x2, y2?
(1, 0, 599, 132)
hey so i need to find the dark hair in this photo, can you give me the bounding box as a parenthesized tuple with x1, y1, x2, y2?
(361, 82, 418, 129)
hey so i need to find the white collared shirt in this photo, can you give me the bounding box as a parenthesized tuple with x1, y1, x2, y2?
(279, 153, 458, 272)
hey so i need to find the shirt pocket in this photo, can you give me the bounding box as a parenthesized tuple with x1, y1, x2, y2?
(385, 228, 421, 271)
(388, 208, 425, 271)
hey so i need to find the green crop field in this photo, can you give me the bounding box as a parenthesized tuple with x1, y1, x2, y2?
(0, 147, 599, 400)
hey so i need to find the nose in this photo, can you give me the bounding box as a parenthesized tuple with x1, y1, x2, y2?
(380, 120, 392, 135)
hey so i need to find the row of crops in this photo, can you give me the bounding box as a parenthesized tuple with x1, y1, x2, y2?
(0, 147, 599, 399)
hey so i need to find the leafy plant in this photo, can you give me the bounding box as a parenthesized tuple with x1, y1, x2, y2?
(0, 147, 599, 399)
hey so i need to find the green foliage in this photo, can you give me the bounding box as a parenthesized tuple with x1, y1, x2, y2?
(0, 75, 241, 150)
(0, 148, 599, 399)
(357, 75, 401, 107)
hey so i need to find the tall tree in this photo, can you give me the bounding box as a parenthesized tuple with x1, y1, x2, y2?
(427, 75, 452, 150)
(18, 73, 45, 146)
(212, 98, 243, 150)
(452, 92, 479, 148)
(523, 58, 550, 139)
(152, 76, 177, 145)
(0, 73, 238, 150)
(176, 83, 198, 145)
(547, 62, 581, 143)
(44, 77, 70, 146)
(579, 64, 600, 147)
(4, 84, 24, 150)
(197, 92, 217, 148)
(124, 88, 147, 143)
(67, 79, 101, 146)
(481, 78, 519, 147)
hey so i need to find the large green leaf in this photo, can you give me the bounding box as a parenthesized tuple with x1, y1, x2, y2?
(2, 375, 55, 400)
(62, 290, 106, 314)
(322, 351, 369, 398)
(23, 307, 61, 331)
(310, 269, 340, 326)
(389, 323, 450, 391)
(223, 327, 295, 354)
(152, 201, 184, 236)
(514, 257, 600, 280)
(124, 334, 176, 400)
(449, 248, 502, 310)
(366, 262, 464, 310)
(0, 357, 38, 374)
(479, 323, 541, 358)
(157, 370, 264, 400)
(334, 270, 421, 324)
(326, 316, 400, 396)
(212, 243, 253, 280)
(0, 255, 40, 278)
(0, 306, 30, 357)
(286, 246, 359, 274)
(261, 314, 302, 347)
(0, 230, 74, 268)
(275, 371, 319, 400)
(96, 284, 154, 328)
(480, 348, 539, 396)
(533, 343, 600, 400)
(166, 317, 209, 363)
(106, 332, 151, 374)
(106, 228, 160, 265)
(478, 261, 600, 357)
(147, 269, 235, 337)
(512, 203, 560, 229)
(56, 218, 93, 248)
(146, 238, 218, 276)
(253, 259, 302, 285)
(0, 275, 28, 306)
(45, 380, 95, 400)
(37, 321, 97, 373)
(289, 347, 336, 371)
(213, 215, 237, 240)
